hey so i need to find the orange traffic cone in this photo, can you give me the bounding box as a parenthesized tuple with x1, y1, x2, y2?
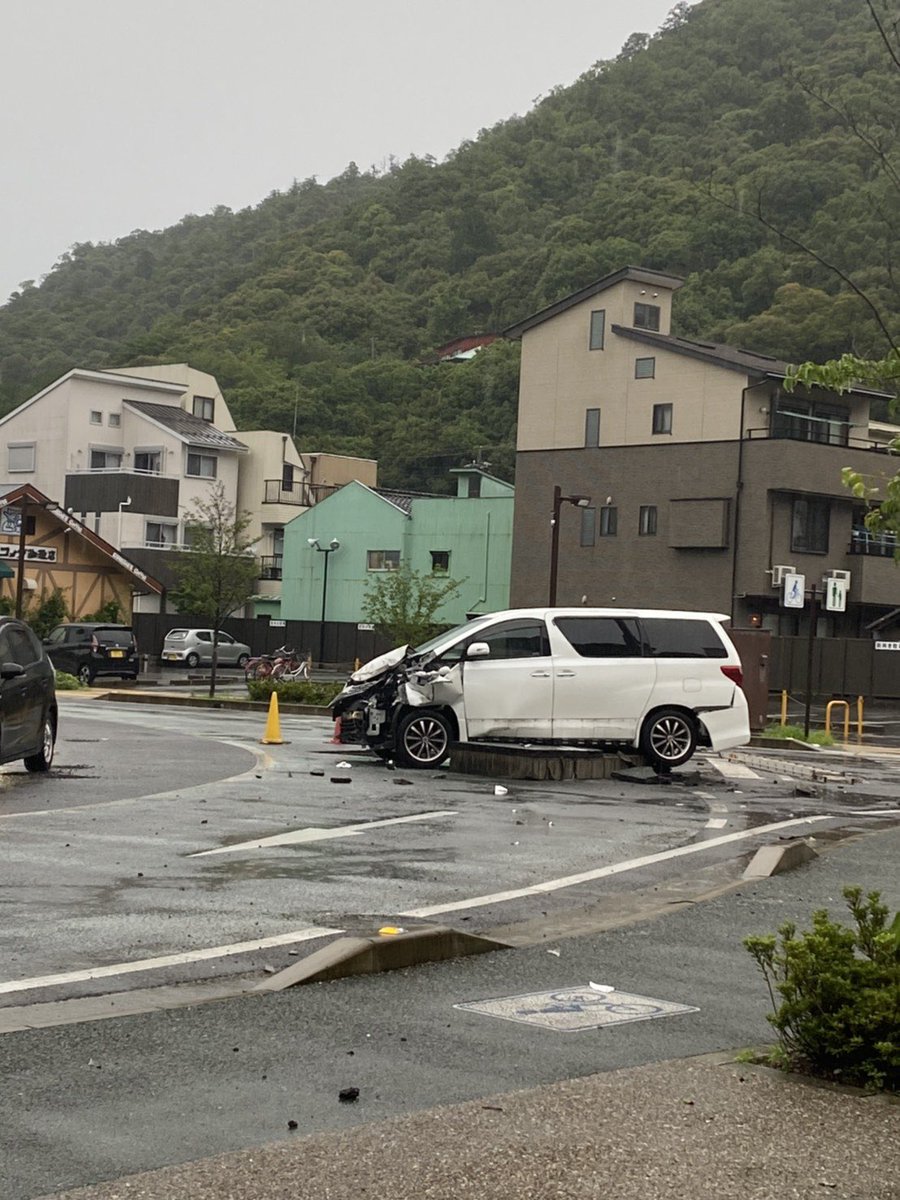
(260, 691, 284, 745)
(330, 716, 342, 745)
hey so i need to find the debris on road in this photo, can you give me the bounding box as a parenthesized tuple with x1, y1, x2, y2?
(338, 1087, 360, 1103)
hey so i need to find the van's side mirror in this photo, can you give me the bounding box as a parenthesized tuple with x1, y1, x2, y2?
(466, 642, 491, 659)
(0, 661, 25, 681)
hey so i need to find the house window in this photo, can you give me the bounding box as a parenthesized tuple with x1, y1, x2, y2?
(146, 521, 178, 548)
(635, 357, 655, 379)
(281, 462, 294, 491)
(367, 550, 401, 571)
(187, 452, 217, 478)
(90, 410, 102, 425)
(467, 473, 481, 497)
(580, 507, 596, 546)
(8, 443, 35, 472)
(634, 302, 660, 331)
(192, 396, 215, 422)
(90, 449, 123, 470)
(584, 407, 601, 447)
(589, 309, 605, 350)
(108, 412, 121, 427)
(791, 498, 830, 554)
(652, 403, 673, 435)
(134, 450, 162, 474)
(599, 505, 618, 536)
(639, 505, 658, 535)
(430, 550, 450, 575)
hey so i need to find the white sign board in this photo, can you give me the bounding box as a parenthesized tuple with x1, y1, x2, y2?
(357, 623, 375, 631)
(875, 641, 900, 651)
(824, 578, 847, 612)
(782, 572, 805, 608)
(269, 619, 286, 628)
(0, 510, 22, 535)
(0, 545, 57, 563)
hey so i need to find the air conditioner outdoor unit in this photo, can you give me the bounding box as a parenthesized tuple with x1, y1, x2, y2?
(770, 565, 796, 587)
(823, 569, 852, 585)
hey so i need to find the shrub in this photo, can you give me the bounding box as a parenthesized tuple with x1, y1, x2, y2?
(745, 886, 900, 1092)
(246, 678, 342, 706)
(54, 671, 83, 690)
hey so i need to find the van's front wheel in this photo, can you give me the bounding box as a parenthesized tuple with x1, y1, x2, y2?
(640, 708, 697, 770)
(396, 710, 452, 769)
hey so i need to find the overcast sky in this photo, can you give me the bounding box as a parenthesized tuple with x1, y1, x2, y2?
(1, 0, 685, 303)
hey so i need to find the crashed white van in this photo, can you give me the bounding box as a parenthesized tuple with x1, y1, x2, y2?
(331, 608, 751, 770)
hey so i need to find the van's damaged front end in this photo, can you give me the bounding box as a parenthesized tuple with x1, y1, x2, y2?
(330, 645, 462, 767)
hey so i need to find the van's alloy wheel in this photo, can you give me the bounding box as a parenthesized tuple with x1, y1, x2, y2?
(396, 711, 452, 768)
(640, 708, 697, 768)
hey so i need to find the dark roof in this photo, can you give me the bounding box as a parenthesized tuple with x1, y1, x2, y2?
(123, 400, 248, 451)
(611, 326, 893, 397)
(503, 266, 685, 339)
(373, 487, 445, 515)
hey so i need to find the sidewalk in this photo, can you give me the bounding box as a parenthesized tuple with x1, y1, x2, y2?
(41, 1056, 899, 1200)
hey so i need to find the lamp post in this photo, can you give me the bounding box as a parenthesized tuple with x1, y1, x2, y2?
(308, 537, 340, 667)
(548, 485, 591, 606)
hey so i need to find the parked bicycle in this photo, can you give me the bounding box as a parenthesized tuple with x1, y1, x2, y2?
(244, 645, 296, 681)
(272, 651, 313, 682)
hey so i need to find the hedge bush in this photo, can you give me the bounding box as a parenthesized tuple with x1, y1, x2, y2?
(54, 671, 83, 690)
(745, 886, 900, 1092)
(246, 678, 342, 706)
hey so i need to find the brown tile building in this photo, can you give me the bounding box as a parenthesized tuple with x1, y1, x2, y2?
(506, 267, 899, 636)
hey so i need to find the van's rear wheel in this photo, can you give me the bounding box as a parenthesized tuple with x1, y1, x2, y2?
(640, 708, 697, 770)
(396, 710, 452, 769)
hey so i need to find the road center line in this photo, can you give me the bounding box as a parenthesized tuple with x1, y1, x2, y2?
(190, 809, 459, 856)
(0, 926, 342, 997)
(400, 815, 832, 919)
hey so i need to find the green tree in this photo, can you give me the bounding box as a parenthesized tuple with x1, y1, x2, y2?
(26, 588, 69, 640)
(169, 484, 259, 697)
(362, 563, 463, 648)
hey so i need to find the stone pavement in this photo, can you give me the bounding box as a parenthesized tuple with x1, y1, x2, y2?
(40, 1056, 899, 1200)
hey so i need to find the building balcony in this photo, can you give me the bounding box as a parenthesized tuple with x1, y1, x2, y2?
(741, 436, 896, 498)
(849, 530, 898, 558)
(65, 470, 179, 518)
(258, 555, 283, 581)
(262, 480, 340, 506)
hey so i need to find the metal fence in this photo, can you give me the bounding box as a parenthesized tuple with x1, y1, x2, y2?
(768, 637, 900, 700)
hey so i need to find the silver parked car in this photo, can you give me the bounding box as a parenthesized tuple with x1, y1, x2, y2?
(161, 629, 252, 669)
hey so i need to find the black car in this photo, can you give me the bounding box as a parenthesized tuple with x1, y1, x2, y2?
(0, 617, 57, 772)
(43, 623, 139, 685)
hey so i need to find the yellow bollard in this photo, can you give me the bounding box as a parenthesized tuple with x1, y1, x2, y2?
(780, 689, 788, 727)
(260, 691, 284, 745)
(857, 695, 864, 742)
(825, 699, 850, 742)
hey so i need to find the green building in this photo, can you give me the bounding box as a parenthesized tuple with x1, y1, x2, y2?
(280, 467, 514, 627)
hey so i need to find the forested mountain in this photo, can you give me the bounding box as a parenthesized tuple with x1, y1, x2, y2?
(1, 0, 897, 490)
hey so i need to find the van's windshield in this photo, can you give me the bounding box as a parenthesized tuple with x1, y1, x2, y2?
(413, 614, 496, 658)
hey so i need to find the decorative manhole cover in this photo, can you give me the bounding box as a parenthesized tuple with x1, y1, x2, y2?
(454, 985, 698, 1032)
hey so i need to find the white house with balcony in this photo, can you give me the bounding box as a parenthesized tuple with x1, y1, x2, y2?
(0, 363, 378, 615)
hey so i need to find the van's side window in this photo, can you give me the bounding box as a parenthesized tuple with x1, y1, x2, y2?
(472, 620, 550, 660)
(554, 617, 643, 657)
(641, 618, 727, 658)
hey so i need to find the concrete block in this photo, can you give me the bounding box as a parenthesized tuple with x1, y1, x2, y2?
(253, 925, 511, 990)
(743, 838, 818, 880)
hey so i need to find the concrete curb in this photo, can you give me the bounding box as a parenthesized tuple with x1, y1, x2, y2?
(742, 837, 818, 880)
(253, 925, 511, 990)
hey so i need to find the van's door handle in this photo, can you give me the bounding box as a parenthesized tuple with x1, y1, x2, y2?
(556, 670, 576, 677)
(530, 670, 551, 678)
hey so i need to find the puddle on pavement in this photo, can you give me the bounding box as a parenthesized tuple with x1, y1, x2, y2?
(196, 846, 458, 888)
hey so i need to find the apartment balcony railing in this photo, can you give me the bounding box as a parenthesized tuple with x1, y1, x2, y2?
(262, 480, 341, 506)
(849, 530, 898, 558)
(258, 555, 283, 581)
(745, 427, 894, 453)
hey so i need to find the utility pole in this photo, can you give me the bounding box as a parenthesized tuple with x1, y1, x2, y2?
(803, 586, 818, 738)
(14, 499, 28, 618)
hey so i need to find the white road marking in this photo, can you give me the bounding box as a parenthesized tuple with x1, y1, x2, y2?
(0, 926, 342, 997)
(847, 808, 900, 817)
(705, 818, 728, 829)
(706, 757, 761, 780)
(191, 809, 458, 857)
(401, 815, 832, 918)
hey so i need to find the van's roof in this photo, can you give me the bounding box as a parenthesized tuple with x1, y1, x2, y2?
(472, 608, 731, 622)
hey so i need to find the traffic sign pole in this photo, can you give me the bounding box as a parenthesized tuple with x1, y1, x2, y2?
(804, 586, 818, 738)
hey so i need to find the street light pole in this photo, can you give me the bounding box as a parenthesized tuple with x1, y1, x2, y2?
(308, 537, 340, 667)
(548, 485, 592, 606)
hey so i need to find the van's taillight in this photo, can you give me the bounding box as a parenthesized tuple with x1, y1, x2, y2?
(721, 665, 743, 686)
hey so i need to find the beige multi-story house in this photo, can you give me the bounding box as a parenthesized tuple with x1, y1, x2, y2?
(0, 363, 375, 615)
(506, 266, 899, 635)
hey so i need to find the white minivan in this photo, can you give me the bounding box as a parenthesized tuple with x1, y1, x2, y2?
(331, 608, 750, 770)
